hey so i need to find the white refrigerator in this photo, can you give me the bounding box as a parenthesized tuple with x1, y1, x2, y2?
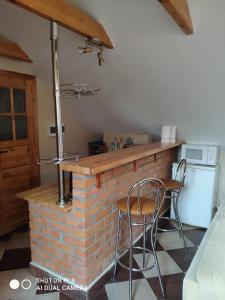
(170, 163, 219, 228)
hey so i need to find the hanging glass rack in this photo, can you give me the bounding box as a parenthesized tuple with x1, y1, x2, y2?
(60, 83, 101, 99)
(38, 153, 81, 165)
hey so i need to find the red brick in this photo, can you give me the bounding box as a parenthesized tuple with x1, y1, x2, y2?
(46, 229, 61, 239)
(73, 189, 87, 200)
(95, 206, 112, 222)
(102, 170, 113, 182)
(136, 157, 147, 168)
(50, 239, 73, 253)
(73, 176, 96, 189)
(113, 165, 127, 177)
(74, 209, 85, 219)
(63, 236, 92, 248)
(50, 221, 75, 233)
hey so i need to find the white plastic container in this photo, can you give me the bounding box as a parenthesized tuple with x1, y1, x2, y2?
(161, 125, 176, 143)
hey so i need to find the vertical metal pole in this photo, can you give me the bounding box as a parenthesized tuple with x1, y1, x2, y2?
(50, 21, 65, 207)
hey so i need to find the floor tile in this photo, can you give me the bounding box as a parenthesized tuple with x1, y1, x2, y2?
(0, 268, 37, 299)
(0, 248, 31, 271)
(167, 246, 198, 272)
(113, 252, 144, 282)
(157, 231, 194, 250)
(93, 287, 109, 300)
(106, 278, 157, 300)
(171, 221, 200, 231)
(12, 293, 59, 299)
(60, 293, 75, 300)
(183, 229, 206, 246)
(36, 281, 59, 295)
(135, 235, 164, 251)
(0, 268, 59, 300)
(4, 232, 30, 250)
(134, 251, 182, 278)
(157, 218, 177, 231)
(147, 273, 185, 300)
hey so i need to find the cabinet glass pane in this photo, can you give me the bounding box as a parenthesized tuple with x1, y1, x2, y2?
(15, 116, 27, 139)
(0, 87, 11, 113)
(0, 116, 13, 141)
(13, 89, 26, 113)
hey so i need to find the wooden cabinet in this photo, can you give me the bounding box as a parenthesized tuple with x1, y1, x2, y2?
(0, 70, 40, 236)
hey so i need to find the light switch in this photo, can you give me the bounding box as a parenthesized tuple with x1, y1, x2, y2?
(49, 123, 65, 136)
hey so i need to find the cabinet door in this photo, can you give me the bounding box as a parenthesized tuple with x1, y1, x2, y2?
(0, 70, 40, 236)
(1, 174, 30, 233)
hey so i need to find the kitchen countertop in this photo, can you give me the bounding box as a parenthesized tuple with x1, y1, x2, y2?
(16, 141, 183, 210)
(60, 140, 184, 175)
(16, 184, 72, 212)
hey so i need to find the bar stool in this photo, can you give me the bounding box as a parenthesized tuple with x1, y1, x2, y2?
(156, 159, 187, 253)
(113, 178, 166, 300)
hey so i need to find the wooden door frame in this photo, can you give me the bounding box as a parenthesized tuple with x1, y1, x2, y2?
(0, 69, 40, 186)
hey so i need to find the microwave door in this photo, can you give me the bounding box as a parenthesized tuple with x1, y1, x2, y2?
(184, 147, 208, 164)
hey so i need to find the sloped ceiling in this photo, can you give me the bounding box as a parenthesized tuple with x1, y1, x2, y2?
(1, 0, 225, 146)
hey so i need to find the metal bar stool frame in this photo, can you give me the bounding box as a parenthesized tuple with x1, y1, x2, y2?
(113, 178, 166, 300)
(156, 159, 187, 253)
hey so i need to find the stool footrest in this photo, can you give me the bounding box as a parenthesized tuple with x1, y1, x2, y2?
(117, 247, 156, 273)
(157, 216, 182, 232)
(157, 227, 180, 232)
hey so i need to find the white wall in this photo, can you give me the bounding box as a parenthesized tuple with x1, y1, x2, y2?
(0, 0, 225, 203)
(63, 0, 225, 143)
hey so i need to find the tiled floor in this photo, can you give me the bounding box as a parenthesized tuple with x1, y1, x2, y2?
(0, 223, 206, 300)
(101, 222, 205, 300)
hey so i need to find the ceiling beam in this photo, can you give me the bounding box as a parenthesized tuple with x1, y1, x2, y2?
(159, 0, 193, 35)
(7, 0, 114, 49)
(0, 37, 32, 62)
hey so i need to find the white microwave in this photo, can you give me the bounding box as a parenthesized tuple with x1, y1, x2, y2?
(181, 144, 219, 166)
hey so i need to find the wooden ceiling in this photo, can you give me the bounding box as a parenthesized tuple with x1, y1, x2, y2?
(0, 37, 32, 62)
(5, 0, 192, 55)
(7, 0, 114, 48)
(159, 0, 193, 35)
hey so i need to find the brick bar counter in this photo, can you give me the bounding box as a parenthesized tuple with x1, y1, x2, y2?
(17, 141, 183, 298)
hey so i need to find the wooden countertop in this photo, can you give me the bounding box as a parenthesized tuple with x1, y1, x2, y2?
(17, 141, 183, 210)
(16, 184, 72, 212)
(60, 140, 184, 175)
